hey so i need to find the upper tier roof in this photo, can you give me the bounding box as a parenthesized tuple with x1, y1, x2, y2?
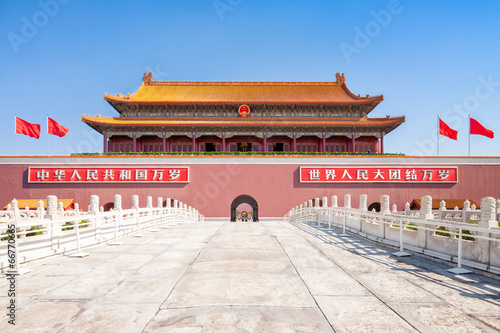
(103, 72, 383, 105)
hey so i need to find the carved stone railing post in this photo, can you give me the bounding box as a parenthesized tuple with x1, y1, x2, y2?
(322, 196, 328, 208)
(58, 201, 64, 217)
(331, 195, 338, 208)
(477, 197, 497, 263)
(344, 194, 351, 209)
(37, 200, 47, 234)
(132, 195, 139, 210)
(496, 199, 500, 222)
(479, 197, 497, 229)
(462, 199, 470, 223)
(380, 195, 390, 215)
(114, 195, 122, 211)
(404, 202, 410, 216)
(46, 195, 58, 220)
(359, 194, 367, 211)
(38, 200, 45, 220)
(10, 199, 24, 238)
(89, 195, 99, 215)
(416, 195, 433, 249)
(438, 200, 446, 220)
(146, 196, 153, 209)
(377, 195, 390, 238)
(46, 195, 61, 251)
(157, 197, 163, 208)
(419, 196, 433, 220)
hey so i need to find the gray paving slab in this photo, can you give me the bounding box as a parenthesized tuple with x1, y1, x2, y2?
(144, 306, 333, 332)
(0, 220, 499, 332)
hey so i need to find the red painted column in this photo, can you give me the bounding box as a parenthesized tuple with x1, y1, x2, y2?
(381, 133, 385, 153)
(351, 136, 356, 153)
(293, 135, 297, 152)
(222, 135, 226, 152)
(133, 134, 137, 152)
(103, 134, 108, 153)
(163, 135, 167, 152)
(322, 135, 326, 153)
(108, 140, 112, 153)
(263, 135, 267, 152)
(192, 135, 196, 152)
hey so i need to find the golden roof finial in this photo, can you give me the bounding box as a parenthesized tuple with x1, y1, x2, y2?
(143, 72, 153, 84)
(335, 72, 345, 85)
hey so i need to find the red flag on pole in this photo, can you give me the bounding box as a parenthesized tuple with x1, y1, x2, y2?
(15, 117, 41, 139)
(439, 118, 458, 140)
(470, 117, 494, 139)
(48, 117, 69, 137)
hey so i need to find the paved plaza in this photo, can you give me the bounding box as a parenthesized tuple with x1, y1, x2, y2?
(1, 220, 500, 332)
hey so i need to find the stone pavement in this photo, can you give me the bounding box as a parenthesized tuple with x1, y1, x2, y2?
(1, 220, 500, 332)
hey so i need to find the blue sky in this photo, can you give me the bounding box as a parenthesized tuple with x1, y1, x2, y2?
(1, 0, 499, 156)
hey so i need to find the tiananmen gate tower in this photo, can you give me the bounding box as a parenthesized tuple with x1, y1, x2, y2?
(82, 73, 405, 154)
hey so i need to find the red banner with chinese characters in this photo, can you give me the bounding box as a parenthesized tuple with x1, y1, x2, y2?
(300, 166, 458, 183)
(28, 167, 189, 183)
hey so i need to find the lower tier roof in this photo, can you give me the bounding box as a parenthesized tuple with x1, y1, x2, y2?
(82, 115, 405, 135)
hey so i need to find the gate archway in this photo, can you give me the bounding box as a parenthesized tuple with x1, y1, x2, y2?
(230, 194, 259, 222)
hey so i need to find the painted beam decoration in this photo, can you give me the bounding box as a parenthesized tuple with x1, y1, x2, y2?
(300, 166, 458, 183)
(28, 166, 189, 183)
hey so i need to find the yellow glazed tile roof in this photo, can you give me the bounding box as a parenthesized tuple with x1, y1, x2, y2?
(103, 73, 383, 105)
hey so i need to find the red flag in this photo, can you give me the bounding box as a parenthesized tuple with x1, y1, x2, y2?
(470, 117, 494, 139)
(439, 118, 458, 140)
(48, 117, 69, 137)
(16, 117, 41, 139)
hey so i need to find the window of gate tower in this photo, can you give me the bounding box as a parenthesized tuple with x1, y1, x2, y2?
(273, 143, 284, 152)
(237, 143, 252, 152)
(205, 143, 216, 152)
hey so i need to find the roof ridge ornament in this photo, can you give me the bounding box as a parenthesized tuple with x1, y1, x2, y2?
(335, 72, 345, 85)
(143, 72, 153, 84)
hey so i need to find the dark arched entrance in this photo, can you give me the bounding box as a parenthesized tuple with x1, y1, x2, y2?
(230, 195, 259, 222)
(103, 202, 114, 212)
(368, 202, 381, 212)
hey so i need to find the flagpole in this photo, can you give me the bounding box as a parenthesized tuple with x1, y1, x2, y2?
(468, 114, 471, 156)
(47, 114, 49, 155)
(437, 114, 439, 156)
(15, 114, 17, 156)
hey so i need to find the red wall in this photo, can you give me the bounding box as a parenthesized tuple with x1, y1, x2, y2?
(1, 157, 499, 217)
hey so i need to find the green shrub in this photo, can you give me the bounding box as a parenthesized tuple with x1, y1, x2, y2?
(406, 222, 418, 231)
(71, 151, 405, 157)
(1, 229, 20, 241)
(26, 226, 42, 237)
(435, 226, 451, 237)
(62, 222, 74, 231)
(456, 229, 475, 241)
